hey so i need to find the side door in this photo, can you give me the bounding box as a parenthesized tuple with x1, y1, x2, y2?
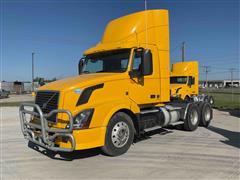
(128, 48, 160, 105)
(188, 76, 197, 95)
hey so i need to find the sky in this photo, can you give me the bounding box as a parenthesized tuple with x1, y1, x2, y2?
(1, 0, 239, 81)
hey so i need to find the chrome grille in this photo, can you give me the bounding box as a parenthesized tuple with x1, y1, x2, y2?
(35, 91, 59, 122)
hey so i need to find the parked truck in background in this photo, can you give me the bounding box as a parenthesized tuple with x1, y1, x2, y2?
(170, 61, 214, 105)
(170, 61, 198, 101)
(20, 9, 213, 156)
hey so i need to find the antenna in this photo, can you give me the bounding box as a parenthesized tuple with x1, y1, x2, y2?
(181, 41, 185, 62)
(144, 0, 148, 49)
(144, 0, 147, 10)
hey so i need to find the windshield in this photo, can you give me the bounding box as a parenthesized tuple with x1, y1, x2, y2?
(170, 76, 188, 84)
(81, 49, 130, 74)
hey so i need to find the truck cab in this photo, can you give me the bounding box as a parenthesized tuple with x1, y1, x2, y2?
(170, 61, 199, 101)
(19, 10, 213, 156)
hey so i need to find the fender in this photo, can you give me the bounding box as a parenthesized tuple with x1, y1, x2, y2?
(101, 102, 132, 127)
(101, 98, 141, 127)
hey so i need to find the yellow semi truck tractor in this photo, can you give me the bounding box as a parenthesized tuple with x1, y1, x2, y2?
(170, 61, 214, 104)
(19, 10, 213, 156)
(170, 61, 199, 101)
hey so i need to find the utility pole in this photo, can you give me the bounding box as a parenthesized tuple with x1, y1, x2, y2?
(229, 68, 235, 87)
(181, 41, 185, 62)
(229, 68, 236, 102)
(32, 52, 35, 92)
(203, 66, 210, 88)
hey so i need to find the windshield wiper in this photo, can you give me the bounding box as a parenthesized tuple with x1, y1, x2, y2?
(82, 71, 90, 74)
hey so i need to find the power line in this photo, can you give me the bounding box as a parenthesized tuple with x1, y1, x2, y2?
(200, 66, 239, 71)
(200, 60, 239, 66)
(171, 43, 182, 54)
(198, 54, 238, 60)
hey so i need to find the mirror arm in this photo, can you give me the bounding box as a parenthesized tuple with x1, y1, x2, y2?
(128, 71, 134, 79)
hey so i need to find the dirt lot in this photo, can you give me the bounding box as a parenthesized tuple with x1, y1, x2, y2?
(0, 94, 34, 103)
(1, 107, 239, 180)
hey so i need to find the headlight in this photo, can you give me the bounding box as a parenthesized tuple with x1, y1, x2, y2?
(73, 109, 94, 129)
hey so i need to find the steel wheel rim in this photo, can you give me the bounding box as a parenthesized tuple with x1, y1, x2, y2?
(190, 109, 198, 125)
(204, 107, 211, 122)
(111, 121, 129, 148)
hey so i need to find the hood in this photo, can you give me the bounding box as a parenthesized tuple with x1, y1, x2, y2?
(37, 73, 127, 92)
(170, 84, 185, 90)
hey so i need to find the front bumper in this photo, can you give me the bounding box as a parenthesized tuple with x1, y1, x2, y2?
(19, 103, 76, 152)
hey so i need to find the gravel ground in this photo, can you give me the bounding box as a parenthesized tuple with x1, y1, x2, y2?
(1, 107, 239, 180)
(0, 94, 34, 103)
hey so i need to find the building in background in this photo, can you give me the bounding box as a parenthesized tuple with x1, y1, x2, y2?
(0, 81, 14, 92)
(199, 79, 240, 88)
(13, 81, 24, 94)
(0, 81, 39, 94)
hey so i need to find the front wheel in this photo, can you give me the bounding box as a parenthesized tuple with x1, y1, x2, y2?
(101, 112, 134, 156)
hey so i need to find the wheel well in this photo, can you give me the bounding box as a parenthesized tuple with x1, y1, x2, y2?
(116, 109, 139, 135)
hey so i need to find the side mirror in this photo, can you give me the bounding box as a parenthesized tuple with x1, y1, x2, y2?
(188, 76, 195, 86)
(142, 49, 153, 76)
(78, 58, 85, 75)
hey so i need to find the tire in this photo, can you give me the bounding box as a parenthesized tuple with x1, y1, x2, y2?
(184, 96, 191, 102)
(199, 102, 213, 127)
(184, 104, 200, 131)
(101, 112, 134, 156)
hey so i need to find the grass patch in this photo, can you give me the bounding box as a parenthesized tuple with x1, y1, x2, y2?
(200, 89, 240, 109)
(0, 101, 34, 107)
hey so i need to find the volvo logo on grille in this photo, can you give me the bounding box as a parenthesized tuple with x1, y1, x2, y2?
(42, 102, 48, 109)
(41, 92, 57, 110)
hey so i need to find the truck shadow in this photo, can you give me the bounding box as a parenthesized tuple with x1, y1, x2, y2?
(218, 109, 240, 118)
(28, 141, 102, 161)
(28, 128, 173, 161)
(208, 126, 240, 149)
(134, 128, 173, 143)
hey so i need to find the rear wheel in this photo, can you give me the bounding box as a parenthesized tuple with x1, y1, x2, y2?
(184, 96, 191, 102)
(184, 104, 200, 131)
(101, 112, 134, 156)
(199, 102, 213, 127)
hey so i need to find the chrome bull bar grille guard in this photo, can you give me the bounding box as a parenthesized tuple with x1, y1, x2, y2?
(19, 103, 76, 152)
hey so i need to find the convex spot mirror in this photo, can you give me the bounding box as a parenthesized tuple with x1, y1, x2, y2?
(142, 49, 153, 76)
(188, 76, 195, 86)
(78, 57, 85, 75)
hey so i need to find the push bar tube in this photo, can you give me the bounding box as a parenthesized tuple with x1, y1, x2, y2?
(19, 103, 76, 152)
